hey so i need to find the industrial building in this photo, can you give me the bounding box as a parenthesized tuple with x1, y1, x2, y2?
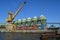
(13, 15, 46, 30)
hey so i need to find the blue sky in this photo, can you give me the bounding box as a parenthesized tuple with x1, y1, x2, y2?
(0, 0, 60, 23)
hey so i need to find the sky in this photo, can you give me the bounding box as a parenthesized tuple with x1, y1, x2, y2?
(0, 0, 60, 23)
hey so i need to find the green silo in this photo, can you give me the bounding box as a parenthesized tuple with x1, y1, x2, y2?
(17, 19, 21, 27)
(39, 15, 46, 29)
(32, 16, 38, 26)
(21, 18, 26, 26)
(26, 17, 31, 26)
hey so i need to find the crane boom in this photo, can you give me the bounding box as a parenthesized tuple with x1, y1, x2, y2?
(12, 2, 26, 20)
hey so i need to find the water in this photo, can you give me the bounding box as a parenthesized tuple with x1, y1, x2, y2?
(0, 32, 41, 40)
(0, 32, 59, 40)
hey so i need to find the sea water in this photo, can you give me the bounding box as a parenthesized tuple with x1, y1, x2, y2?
(0, 32, 59, 40)
(0, 32, 41, 40)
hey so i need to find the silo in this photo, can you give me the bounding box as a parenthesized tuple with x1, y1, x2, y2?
(31, 16, 38, 27)
(26, 17, 31, 26)
(21, 18, 26, 27)
(39, 15, 46, 29)
(17, 19, 21, 27)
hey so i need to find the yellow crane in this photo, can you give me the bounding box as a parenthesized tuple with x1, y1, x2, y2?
(6, 2, 26, 31)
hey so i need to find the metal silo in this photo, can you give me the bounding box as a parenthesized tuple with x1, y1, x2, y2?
(17, 19, 21, 27)
(39, 15, 46, 29)
(21, 18, 26, 27)
(31, 16, 38, 27)
(26, 17, 31, 26)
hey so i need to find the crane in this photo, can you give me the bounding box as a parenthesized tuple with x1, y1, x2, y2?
(6, 2, 26, 31)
